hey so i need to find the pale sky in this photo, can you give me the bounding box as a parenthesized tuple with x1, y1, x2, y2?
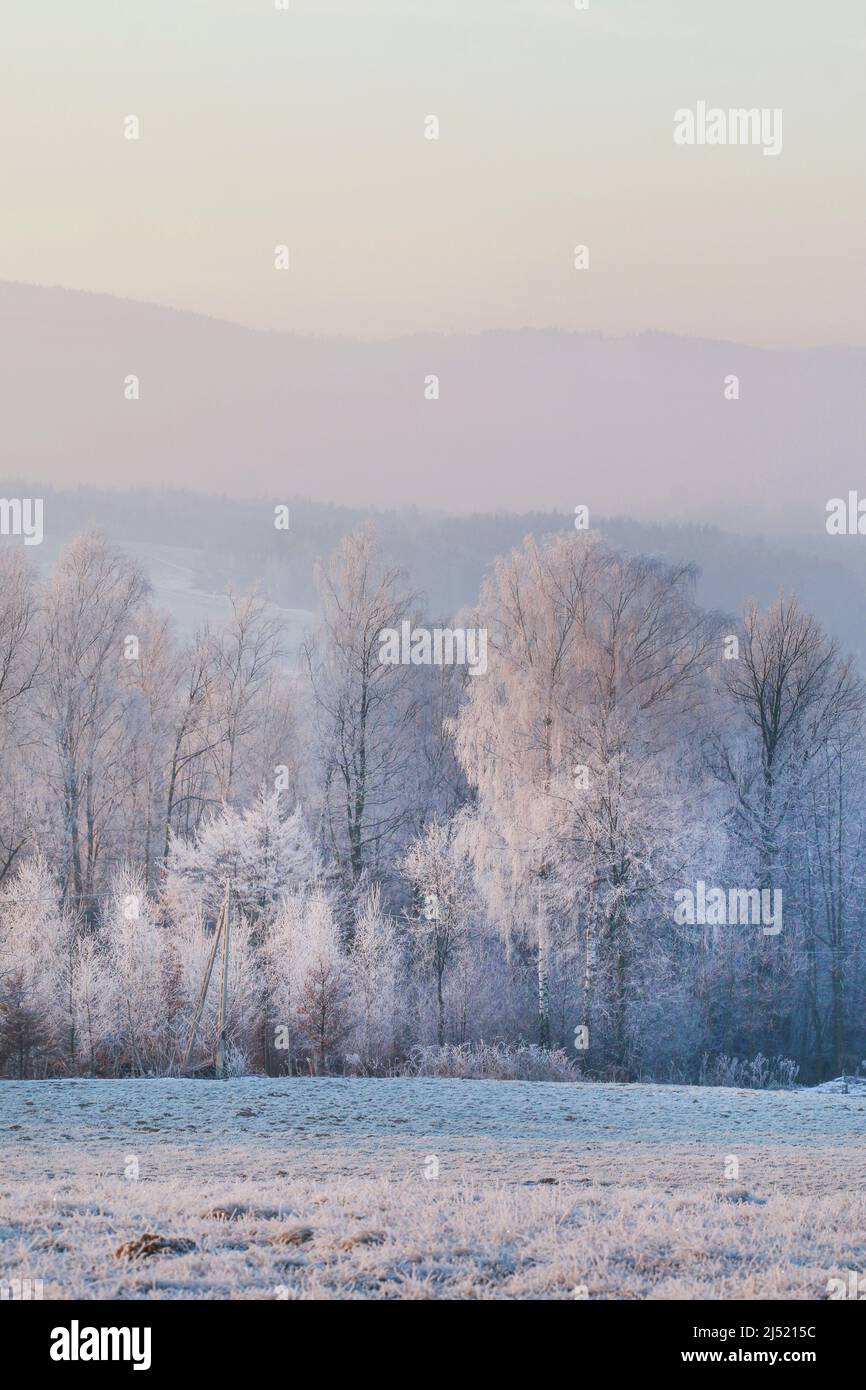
(1, 0, 864, 345)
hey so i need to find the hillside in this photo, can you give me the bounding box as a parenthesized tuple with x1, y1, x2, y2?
(2, 280, 865, 531)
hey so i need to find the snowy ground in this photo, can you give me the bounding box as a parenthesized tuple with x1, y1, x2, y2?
(2, 1077, 865, 1299)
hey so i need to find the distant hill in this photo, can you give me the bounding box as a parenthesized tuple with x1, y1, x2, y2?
(8, 528, 313, 653)
(2, 281, 865, 535)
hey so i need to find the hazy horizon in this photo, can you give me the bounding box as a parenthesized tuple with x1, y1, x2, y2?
(3, 278, 864, 528)
(3, 0, 864, 347)
(8, 274, 866, 353)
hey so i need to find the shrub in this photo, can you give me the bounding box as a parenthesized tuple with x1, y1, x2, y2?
(696, 1052, 800, 1090)
(394, 1041, 577, 1082)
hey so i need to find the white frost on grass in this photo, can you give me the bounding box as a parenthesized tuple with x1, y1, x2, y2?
(2, 1077, 865, 1300)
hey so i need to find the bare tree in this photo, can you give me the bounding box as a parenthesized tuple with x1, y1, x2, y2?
(716, 597, 864, 1066)
(162, 627, 225, 862)
(721, 597, 862, 887)
(0, 551, 42, 883)
(210, 592, 284, 804)
(39, 532, 149, 915)
(305, 526, 418, 885)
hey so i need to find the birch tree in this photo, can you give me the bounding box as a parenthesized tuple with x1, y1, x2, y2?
(454, 532, 720, 1068)
(39, 533, 149, 915)
(305, 526, 418, 884)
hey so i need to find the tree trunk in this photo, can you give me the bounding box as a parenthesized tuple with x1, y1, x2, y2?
(436, 966, 445, 1047)
(830, 950, 846, 1076)
(537, 920, 551, 1049)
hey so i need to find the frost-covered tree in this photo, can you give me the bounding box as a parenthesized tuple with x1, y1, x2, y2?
(6, 517, 866, 1083)
(454, 533, 721, 1070)
(403, 817, 476, 1046)
(118, 607, 179, 890)
(69, 929, 112, 1075)
(171, 893, 260, 1074)
(0, 551, 42, 885)
(712, 597, 865, 1069)
(39, 533, 149, 915)
(265, 888, 349, 1073)
(348, 879, 402, 1064)
(305, 526, 419, 885)
(294, 891, 350, 1072)
(161, 626, 225, 858)
(209, 590, 285, 804)
(792, 736, 866, 1075)
(164, 793, 313, 1072)
(0, 857, 72, 1076)
(718, 597, 862, 891)
(166, 790, 317, 928)
(452, 534, 597, 1046)
(101, 867, 169, 1073)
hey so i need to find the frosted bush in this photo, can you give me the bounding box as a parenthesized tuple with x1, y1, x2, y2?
(395, 1041, 577, 1082)
(224, 1043, 252, 1078)
(697, 1052, 800, 1090)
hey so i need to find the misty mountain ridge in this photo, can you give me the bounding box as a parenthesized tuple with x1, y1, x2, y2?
(2, 280, 864, 533)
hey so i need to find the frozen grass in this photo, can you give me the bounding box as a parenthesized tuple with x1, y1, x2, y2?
(2, 1077, 865, 1299)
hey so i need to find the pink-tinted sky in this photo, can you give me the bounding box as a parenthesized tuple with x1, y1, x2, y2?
(1, 0, 864, 346)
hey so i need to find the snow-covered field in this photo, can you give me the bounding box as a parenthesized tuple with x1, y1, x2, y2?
(2, 1077, 865, 1300)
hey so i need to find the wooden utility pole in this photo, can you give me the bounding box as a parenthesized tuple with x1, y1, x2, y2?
(182, 880, 231, 1074)
(215, 883, 231, 1078)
